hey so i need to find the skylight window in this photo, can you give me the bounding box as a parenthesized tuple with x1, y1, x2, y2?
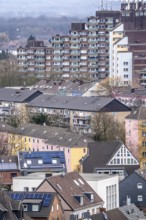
(27, 160, 32, 165)
(78, 178, 84, 185)
(74, 180, 80, 186)
(38, 160, 43, 164)
(43, 131, 47, 134)
(52, 159, 58, 164)
(69, 138, 72, 142)
(56, 184, 62, 190)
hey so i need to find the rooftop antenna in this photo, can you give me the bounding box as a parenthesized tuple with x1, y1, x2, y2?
(111, 2, 113, 10)
(105, 2, 107, 10)
(100, 0, 103, 10)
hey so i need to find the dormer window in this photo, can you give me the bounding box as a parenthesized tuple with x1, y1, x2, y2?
(84, 192, 94, 202)
(52, 158, 58, 164)
(32, 205, 39, 211)
(38, 160, 43, 164)
(27, 160, 32, 165)
(73, 195, 84, 205)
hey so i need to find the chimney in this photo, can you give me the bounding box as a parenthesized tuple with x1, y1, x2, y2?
(127, 195, 131, 205)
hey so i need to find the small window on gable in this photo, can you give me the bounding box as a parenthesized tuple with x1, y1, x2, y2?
(137, 195, 143, 201)
(23, 204, 28, 211)
(137, 183, 142, 189)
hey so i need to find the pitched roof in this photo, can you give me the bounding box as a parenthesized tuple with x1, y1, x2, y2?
(14, 123, 93, 147)
(126, 107, 146, 120)
(91, 204, 146, 220)
(0, 190, 21, 220)
(135, 169, 146, 181)
(82, 141, 139, 173)
(82, 141, 122, 173)
(0, 88, 41, 103)
(28, 95, 130, 112)
(43, 172, 103, 210)
(8, 192, 56, 219)
(18, 151, 66, 172)
(0, 156, 19, 171)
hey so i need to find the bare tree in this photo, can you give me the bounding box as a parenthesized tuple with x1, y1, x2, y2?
(91, 112, 125, 142)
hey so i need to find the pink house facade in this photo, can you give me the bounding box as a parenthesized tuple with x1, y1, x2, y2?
(125, 117, 139, 159)
(31, 139, 71, 172)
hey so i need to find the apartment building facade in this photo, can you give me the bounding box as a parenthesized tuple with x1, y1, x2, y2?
(17, 38, 53, 77)
(51, 11, 120, 80)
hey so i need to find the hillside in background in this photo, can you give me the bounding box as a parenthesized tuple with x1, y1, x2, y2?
(0, 16, 84, 40)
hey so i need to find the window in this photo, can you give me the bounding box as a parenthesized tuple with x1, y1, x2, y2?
(37, 140, 39, 143)
(83, 148, 86, 153)
(32, 187, 36, 191)
(137, 195, 143, 201)
(38, 160, 43, 164)
(24, 187, 29, 192)
(27, 160, 32, 165)
(124, 74, 128, 78)
(52, 159, 58, 164)
(142, 131, 146, 137)
(142, 122, 146, 127)
(32, 205, 39, 211)
(23, 204, 28, 211)
(142, 142, 146, 147)
(123, 68, 128, 72)
(123, 62, 128, 65)
(137, 183, 142, 189)
(11, 173, 17, 178)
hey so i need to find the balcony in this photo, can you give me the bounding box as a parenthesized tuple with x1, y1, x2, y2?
(73, 115, 91, 120)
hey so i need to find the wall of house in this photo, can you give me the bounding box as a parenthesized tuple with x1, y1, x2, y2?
(70, 147, 87, 172)
(138, 120, 146, 169)
(119, 172, 146, 213)
(125, 118, 139, 159)
(49, 195, 65, 220)
(85, 176, 119, 210)
(0, 171, 20, 186)
(12, 177, 45, 191)
(37, 180, 72, 220)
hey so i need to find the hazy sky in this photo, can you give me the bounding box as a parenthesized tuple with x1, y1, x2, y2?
(0, 0, 121, 17)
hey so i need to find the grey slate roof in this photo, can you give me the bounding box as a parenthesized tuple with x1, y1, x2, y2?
(135, 169, 146, 181)
(14, 123, 93, 147)
(126, 107, 146, 120)
(0, 156, 19, 171)
(0, 88, 41, 102)
(0, 190, 21, 220)
(34, 80, 94, 95)
(82, 141, 122, 172)
(91, 204, 146, 220)
(0, 122, 15, 133)
(28, 95, 130, 112)
(82, 141, 139, 173)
